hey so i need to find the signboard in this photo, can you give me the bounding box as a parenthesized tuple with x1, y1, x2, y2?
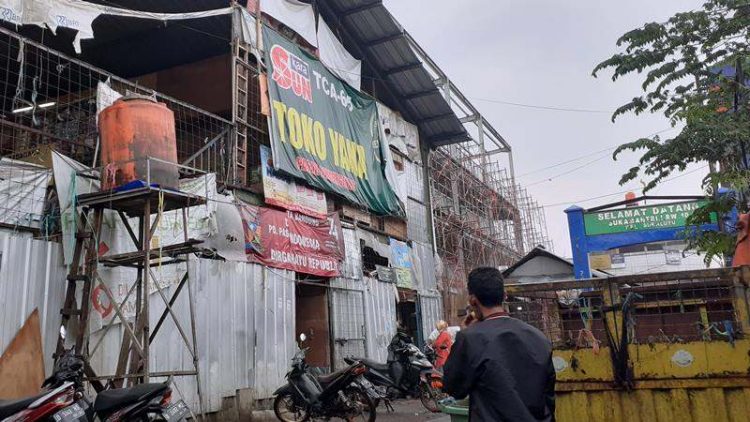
(611, 253, 626, 269)
(263, 25, 403, 216)
(238, 204, 344, 277)
(665, 249, 682, 265)
(583, 200, 713, 236)
(390, 238, 414, 289)
(588, 253, 612, 270)
(260, 145, 327, 218)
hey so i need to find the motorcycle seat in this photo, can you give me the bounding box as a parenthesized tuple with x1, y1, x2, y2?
(0, 392, 46, 419)
(359, 358, 389, 373)
(316, 367, 350, 386)
(94, 382, 168, 413)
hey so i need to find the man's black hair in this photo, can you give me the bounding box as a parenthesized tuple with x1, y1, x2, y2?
(467, 267, 504, 307)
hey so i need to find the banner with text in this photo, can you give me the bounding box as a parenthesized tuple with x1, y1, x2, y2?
(261, 145, 328, 218)
(238, 203, 344, 277)
(263, 25, 403, 216)
(584, 200, 714, 236)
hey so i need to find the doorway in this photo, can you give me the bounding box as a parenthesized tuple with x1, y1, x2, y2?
(396, 293, 419, 343)
(295, 283, 331, 372)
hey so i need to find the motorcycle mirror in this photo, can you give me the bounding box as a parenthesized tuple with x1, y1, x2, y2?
(59, 325, 67, 340)
(299, 333, 307, 343)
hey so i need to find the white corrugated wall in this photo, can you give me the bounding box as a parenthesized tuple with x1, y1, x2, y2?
(362, 278, 397, 363)
(88, 259, 296, 412)
(418, 294, 444, 344)
(0, 231, 67, 375)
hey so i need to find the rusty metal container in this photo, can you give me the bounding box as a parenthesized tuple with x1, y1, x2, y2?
(98, 96, 179, 190)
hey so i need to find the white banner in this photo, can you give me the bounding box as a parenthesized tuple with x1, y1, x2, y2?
(260, 0, 317, 48)
(318, 18, 361, 91)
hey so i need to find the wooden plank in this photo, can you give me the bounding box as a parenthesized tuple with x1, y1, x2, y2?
(0, 310, 44, 399)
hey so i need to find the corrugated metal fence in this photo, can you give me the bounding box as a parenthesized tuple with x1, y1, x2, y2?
(363, 278, 397, 363)
(0, 231, 67, 375)
(418, 294, 443, 344)
(89, 259, 296, 412)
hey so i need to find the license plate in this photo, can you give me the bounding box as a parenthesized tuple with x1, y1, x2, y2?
(52, 402, 86, 422)
(163, 400, 190, 421)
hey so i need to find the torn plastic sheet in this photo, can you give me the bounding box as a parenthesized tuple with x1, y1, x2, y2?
(1, 0, 233, 53)
(260, 0, 317, 48)
(0, 158, 51, 230)
(96, 80, 122, 119)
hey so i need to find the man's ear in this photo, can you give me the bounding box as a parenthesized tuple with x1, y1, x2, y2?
(468, 295, 478, 308)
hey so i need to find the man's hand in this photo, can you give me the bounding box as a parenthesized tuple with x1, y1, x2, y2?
(462, 311, 477, 328)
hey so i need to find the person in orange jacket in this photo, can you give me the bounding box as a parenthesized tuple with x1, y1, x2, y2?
(433, 320, 453, 369)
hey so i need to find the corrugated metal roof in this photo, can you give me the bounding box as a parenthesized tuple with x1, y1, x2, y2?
(320, 0, 470, 148)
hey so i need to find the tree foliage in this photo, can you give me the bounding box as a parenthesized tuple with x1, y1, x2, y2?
(593, 0, 750, 264)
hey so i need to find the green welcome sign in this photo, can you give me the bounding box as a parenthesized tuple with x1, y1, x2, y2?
(263, 25, 403, 216)
(583, 200, 714, 236)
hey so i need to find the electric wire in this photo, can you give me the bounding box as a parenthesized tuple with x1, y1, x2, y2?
(540, 165, 710, 208)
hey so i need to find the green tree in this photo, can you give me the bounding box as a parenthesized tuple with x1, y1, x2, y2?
(593, 0, 750, 264)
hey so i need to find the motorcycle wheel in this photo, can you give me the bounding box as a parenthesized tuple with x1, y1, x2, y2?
(344, 387, 377, 422)
(273, 392, 310, 422)
(418, 381, 442, 413)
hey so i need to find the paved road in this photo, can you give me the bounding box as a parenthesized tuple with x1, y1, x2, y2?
(376, 400, 450, 421)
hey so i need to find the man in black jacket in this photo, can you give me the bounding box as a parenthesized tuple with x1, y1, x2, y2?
(443, 267, 556, 421)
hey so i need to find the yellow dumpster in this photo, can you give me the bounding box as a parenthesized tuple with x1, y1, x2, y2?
(506, 268, 750, 422)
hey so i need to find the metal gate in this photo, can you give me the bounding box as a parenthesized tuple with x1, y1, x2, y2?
(329, 288, 366, 370)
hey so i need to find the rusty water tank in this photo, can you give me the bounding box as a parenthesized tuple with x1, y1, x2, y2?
(98, 96, 179, 190)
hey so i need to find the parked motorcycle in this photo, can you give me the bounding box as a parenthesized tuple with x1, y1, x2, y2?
(273, 334, 376, 422)
(344, 333, 445, 413)
(0, 347, 91, 422)
(0, 327, 190, 422)
(423, 343, 437, 366)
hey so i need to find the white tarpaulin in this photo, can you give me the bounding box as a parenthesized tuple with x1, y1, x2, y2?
(96, 80, 121, 118)
(261, 0, 317, 48)
(0, 158, 51, 230)
(0, 0, 23, 25)
(317, 18, 361, 90)
(33, 0, 100, 53)
(238, 8, 258, 52)
(0, 0, 233, 53)
(51, 150, 98, 264)
(377, 102, 420, 161)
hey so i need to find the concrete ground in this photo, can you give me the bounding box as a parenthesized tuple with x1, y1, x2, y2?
(248, 399, 451, 421)
(376, 400, 450, 421)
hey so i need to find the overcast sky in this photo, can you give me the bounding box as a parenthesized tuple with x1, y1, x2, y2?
(383, 0, 707, 257)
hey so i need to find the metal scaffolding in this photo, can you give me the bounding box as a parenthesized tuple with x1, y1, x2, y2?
(516, 184, 554, 253)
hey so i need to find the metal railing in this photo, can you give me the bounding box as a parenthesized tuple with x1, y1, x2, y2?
(505, 268, 749, 349)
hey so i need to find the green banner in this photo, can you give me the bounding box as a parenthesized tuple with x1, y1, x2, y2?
(263, 26, 403, 216)
(584, 200, 713, 236)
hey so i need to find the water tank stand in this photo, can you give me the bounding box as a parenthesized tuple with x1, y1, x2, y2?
(56, 185, 212, 419)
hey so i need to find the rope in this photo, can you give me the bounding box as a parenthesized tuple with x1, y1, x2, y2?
(67, 171, 78, 260)
(157, 189, 165, 287)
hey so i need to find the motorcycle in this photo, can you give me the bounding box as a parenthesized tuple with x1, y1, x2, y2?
(0, 327, 190, 422)
(344, 333, 445, 413)
(92, 379, 189, 422)
(0, 347, 91, 422)
(273, 334, 376, 422)
(423, 343, 437, 366)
